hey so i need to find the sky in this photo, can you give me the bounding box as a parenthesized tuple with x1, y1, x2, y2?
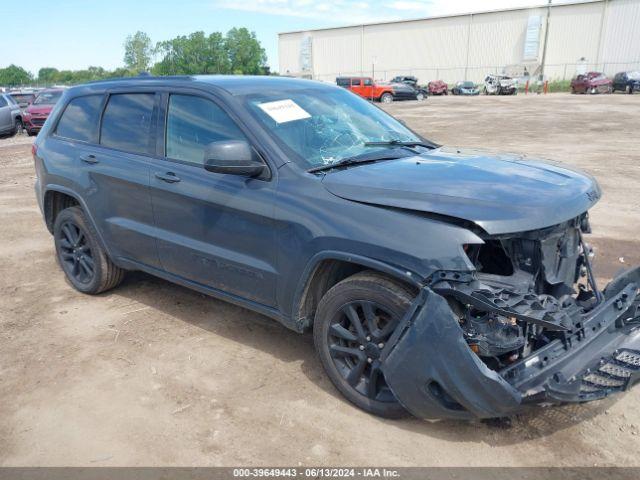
(1, 0, 557, 75)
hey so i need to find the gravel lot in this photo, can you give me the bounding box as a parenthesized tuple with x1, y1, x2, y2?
(1, 93, 639, 468)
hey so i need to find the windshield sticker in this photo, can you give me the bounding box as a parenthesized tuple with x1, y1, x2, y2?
(258, 99, 311, 124)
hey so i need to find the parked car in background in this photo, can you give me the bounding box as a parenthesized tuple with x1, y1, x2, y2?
(33, 75, 640, 420)
(427, 80, 448, 95)
(337, 77, 424, 103)
(390, 75, 418, 86)
(451, 81, 480, 96)
(483, 74, 517, 95)
(389, 76, 429, 99)
(8, 90, 37, 109)
(23, 88, 65, 136)
(612, 71, 640, 94)
(0, 93, 23, 136)
(570, 72, 612, 94)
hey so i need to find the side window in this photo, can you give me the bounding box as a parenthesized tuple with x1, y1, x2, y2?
(351, 79, 361, 86)
(363, 78, 372, 86)
(166, 94, 247, 165)
(55, 95, 103, 143)
(100, 93, 155, 155)
(0, 96, 7, 107)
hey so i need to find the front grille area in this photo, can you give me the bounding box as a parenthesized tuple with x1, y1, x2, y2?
(31, 118, 46, 126)
(580, 349, 640, 394)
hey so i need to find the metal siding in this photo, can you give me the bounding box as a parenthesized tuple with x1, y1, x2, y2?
(600, 0, 640, 74)
(544, 2, 604, 79)
(278, 0, 640, 82)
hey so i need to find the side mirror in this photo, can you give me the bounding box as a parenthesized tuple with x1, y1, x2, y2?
(203, 140, 267, 178)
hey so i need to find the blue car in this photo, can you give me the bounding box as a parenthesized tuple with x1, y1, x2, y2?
(33, 75, 640, 420)
(612, 71, 640, 94)
(451, 81, 480, 95)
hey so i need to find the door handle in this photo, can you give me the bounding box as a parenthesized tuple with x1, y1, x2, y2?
(80, 154, 99, 164)
(155, 171, 181, 183)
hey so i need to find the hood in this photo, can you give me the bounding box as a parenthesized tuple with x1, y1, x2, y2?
(321, 147, 600, 235)
(25, 104, 54, 115)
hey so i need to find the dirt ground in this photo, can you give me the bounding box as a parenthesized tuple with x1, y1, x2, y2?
(1, 93, 639, 467)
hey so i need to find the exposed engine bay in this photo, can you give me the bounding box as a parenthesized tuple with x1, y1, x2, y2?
(429, 214, 637, 373)
(380, 212, 640, 419)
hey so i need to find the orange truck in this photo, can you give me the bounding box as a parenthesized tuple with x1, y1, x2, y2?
(336, 76, 423, 103)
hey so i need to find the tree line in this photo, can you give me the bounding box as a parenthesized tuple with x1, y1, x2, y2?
(0, 28, 269, 87)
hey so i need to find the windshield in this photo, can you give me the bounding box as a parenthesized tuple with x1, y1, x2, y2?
(462, 82, 475, 88)
(242, 87, 422, 169)
(33, 91, 63, 105)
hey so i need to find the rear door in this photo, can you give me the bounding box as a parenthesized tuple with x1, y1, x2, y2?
(350, 78, 365, 98)
(45, 92, 160, 269)
(149, 91, 278, 306)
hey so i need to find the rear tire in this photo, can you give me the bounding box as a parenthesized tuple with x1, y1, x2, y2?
(313, 271, 415, 418)
(627, 85, 633, 94)
(53, 206, 125, 294)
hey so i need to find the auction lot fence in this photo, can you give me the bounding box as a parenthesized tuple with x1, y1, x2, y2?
(313, 60, 640, 85)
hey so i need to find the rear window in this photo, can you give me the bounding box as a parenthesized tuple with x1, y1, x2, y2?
(55, 95, 103, 143)
(100, 93, 155, 155)
(336, 78, 350, 87)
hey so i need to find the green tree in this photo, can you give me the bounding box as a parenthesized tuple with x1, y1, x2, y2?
(124, 31, 153, 73)
(37, 67, 59, 84)
(153, 31, 230, 75)
(225, 28, 267, 75)
(0, 64, 33, 86)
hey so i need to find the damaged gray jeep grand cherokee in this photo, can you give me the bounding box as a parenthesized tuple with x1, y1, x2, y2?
(34, 76, 640, 420)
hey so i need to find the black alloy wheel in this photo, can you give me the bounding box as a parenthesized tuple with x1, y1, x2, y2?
(327, 300, 398, 402)
(53, 206, 125, 294)
(57, 220, 95, 285)
(313, 271, 414, 418)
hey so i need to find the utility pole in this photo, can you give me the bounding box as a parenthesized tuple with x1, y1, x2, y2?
(539, 0, 552, 84)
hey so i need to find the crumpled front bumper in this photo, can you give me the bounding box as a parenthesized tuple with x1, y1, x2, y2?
(381, 267, 640, 420)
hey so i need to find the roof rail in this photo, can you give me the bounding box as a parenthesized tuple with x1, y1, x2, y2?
(86, 75, 194, 85)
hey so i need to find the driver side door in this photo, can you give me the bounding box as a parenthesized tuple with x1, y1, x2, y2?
(149, 92, 278, 307)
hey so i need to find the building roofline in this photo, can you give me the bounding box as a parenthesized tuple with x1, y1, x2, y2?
(278, 0, 604, 36)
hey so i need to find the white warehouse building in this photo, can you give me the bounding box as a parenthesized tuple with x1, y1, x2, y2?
(278, 0, 640, 84)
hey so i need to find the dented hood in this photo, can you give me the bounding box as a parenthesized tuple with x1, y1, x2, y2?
(321, 147, 600, 234)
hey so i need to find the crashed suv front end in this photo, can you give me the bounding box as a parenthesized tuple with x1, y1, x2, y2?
(382, 214, 640, 419)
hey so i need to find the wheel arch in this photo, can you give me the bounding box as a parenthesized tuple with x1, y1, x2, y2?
(43, 186, 113, 258)
(291, 251, 422, 332)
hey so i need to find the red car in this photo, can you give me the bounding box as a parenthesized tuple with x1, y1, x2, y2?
(570, 72, 612, 94)
(23, 88, 65, 136)
(428, 80, 448, 95)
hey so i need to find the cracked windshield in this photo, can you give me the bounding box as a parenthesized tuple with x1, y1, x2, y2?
(244, 87, 424, 168)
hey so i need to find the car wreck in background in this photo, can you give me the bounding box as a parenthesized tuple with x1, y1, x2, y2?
(484, 74, 518, 95)
(451, 81, 480, 95)
(428, 80, 448, 95)
(571, 72, 612, 94)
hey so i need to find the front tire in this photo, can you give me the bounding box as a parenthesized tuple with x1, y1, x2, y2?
(380, 93, 393, 104)
(313, 271, 415, 418)
(416, 92, 425, 101)
(13, 118, 23, 136)
(54, 206, 125, 294)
